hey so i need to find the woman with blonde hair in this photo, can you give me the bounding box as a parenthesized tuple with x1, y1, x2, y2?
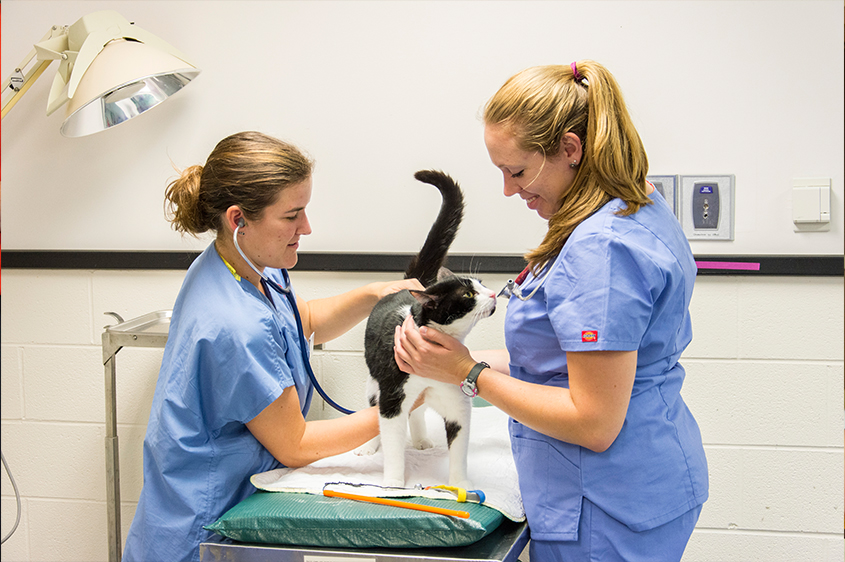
(124, 131, 422, 562)
(395, 62, 708, 561)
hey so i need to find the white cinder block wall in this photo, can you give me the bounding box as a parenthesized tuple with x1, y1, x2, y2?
(1, 268, 842, 562)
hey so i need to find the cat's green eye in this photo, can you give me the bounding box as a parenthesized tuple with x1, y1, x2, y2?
(464, 291, 474, 298)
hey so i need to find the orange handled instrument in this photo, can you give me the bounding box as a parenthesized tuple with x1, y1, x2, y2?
(323, 489, 470, 519)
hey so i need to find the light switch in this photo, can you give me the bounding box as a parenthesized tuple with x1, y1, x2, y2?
(793, 178, 831, 232)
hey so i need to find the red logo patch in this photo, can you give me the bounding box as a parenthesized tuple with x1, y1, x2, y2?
(581, 330, 598, 343)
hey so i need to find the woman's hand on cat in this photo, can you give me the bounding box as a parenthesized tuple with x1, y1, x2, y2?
(394, 315, 476, 386)
(373, 278, 425, 300)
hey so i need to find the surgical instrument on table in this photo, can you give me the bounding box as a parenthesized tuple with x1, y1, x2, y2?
(323, 488, 470, 519)
(427, 485, 486, 504)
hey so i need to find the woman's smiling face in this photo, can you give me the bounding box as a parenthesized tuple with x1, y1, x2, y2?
(484, 124, 580, 220)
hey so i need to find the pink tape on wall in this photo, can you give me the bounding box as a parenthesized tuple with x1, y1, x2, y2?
(695, 261, 761, 271)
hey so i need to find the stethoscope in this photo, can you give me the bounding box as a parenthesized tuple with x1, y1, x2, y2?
(497, 263, 553, 301)
(234, 220, 355, 415)
(500, 182, 657, 300)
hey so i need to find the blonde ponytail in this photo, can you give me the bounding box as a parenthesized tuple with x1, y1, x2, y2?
(484, 61, 650, 274)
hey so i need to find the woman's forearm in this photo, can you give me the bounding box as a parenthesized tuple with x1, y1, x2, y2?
(474, 349, 636, 453)
(291, 407, 380, 466)
(300, 284, 380, 344)
(248, 386, 381, 468)
(300, 279, 423, 345)
(471, 349, 510, 375)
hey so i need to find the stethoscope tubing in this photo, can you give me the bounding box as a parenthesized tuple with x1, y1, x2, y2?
(276, 272, 356, 416)
(234, 225, 356, 415)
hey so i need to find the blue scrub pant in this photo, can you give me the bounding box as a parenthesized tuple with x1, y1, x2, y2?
(529, 497, 702, 562)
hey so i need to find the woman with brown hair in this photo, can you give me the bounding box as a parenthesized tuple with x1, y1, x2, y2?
(124, 131, 421, 562)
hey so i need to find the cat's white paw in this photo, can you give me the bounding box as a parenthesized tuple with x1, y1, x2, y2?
(382, 477, 405, 488)
(412, 437, 435, 450)
(355, 438, 380, 456)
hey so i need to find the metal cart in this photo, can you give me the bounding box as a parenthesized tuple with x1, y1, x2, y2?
(102, 310, 171, 562)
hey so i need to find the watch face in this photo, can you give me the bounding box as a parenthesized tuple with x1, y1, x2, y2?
(460, 381, 477, 397)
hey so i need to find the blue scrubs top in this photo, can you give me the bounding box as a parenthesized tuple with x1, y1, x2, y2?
(505, 190, 708, 542)
(123, 244, 313, 562)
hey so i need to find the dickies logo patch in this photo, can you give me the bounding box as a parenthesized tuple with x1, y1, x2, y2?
(581, 330, 598, 343)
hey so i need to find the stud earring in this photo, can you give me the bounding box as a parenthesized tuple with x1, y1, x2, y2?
(570, 161, 579, 168)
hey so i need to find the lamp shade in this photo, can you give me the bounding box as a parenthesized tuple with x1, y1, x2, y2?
(19, 10, 202, 137)
(61, 39, 199, 137)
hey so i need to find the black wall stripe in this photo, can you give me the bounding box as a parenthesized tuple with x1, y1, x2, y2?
(2, 251, 842, 276)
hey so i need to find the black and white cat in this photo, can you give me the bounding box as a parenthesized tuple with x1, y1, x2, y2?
(357, 170, 497, 489)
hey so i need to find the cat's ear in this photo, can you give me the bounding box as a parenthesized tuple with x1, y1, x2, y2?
(409, 290, 440, 308)
(436, 267, 454, 282)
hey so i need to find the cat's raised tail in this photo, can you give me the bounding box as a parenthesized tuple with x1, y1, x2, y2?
(405, 170, 465, 287)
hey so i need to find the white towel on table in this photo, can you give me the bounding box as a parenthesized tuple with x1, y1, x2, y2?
(251, 406, 525, 521)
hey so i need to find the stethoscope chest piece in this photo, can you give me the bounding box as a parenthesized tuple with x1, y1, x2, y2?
(497, 280, 517, 299)
(498, 266, 548, 302)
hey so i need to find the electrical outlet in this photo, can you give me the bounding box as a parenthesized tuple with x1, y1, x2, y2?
(678, 175, 734, 240)
(646, 175, 678, 217)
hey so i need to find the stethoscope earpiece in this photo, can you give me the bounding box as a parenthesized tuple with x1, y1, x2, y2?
(233, 222, 285, 290)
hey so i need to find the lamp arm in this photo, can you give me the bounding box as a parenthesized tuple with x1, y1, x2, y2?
(1, 61, 52, 120)
(1, 26, 67, 120)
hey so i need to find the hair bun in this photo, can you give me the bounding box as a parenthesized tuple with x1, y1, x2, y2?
(165, 165, 207, 234)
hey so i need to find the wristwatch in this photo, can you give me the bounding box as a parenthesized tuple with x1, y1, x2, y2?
(460, 361, 490, 397)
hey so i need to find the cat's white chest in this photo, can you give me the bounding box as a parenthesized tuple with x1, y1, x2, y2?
(403, 375, 463, 403)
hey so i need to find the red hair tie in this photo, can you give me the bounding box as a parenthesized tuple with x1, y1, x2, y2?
(570, 61, 585, 83)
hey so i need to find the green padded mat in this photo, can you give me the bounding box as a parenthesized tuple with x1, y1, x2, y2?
(205, 490, 504, 548)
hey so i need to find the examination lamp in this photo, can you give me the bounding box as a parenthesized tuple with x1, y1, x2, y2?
(1, 10, 200, 137)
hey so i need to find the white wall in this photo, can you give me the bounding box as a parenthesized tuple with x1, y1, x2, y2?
(1, 269, 843, 562)
(2, 1, 844, 561)
(2, 0, 843, 256)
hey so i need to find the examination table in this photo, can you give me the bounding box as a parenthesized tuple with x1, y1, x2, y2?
(103, 311, 527, 562)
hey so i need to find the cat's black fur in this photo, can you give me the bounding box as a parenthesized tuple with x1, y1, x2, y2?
(365, 271, 492, 419)
(361, 170, 497, 488)
(364, 170, 468, 419)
